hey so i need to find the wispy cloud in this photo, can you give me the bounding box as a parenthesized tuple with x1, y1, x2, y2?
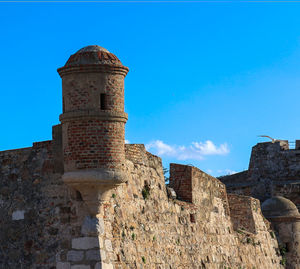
(125, 139, 130, 144)
(146, 140, 229, 160)
(217, 169, 237, 176)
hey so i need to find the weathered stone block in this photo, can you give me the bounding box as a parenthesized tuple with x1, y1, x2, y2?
(71, 265, 91, 269)
(85, 249, 101, 261)
(95, 262, 113, 269)
(104, 240, 113, 252)
(67, 250, 84, 262)
(81, 216, 104, 236)
(72, 237, 99, 250)
(57, 262, 71, 269)
(100, 249, 106, 261)
(12, 210, 25, 220)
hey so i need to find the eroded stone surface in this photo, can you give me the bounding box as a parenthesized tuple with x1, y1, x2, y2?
(72, 237, 99, 250)
(67, 251, 84, 262)
(70, 265, 91, 269)
(81, 216, 104, 236)
(57, 262, 71, 269)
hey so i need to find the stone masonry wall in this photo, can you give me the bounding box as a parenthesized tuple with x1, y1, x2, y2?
(0, 142, 87, 268)
(248, 142, 300, 182)
(170, 163, 230, 216)
(62, 73, 125, 113)
(0, 142, 285, 269)
(228, 194, 259, 234)
(169, 164, 193, 203)
(221, 142, 300, 211)
(99, 145, 283, 268)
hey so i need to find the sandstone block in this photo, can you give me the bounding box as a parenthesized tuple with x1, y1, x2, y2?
(104, 240, 113, 252)
(72, 237, 99, 250)
(100, 249, 106, 261)
(99, 237, 104, 248)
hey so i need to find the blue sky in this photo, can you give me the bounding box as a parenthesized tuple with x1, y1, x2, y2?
(1, 1, 300, 176)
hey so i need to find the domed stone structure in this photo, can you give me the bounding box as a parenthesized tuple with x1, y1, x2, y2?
(262, 196, 300, 269)
(60, 45, 123, 68)
(262, 196, 299, 218)
(57, 45, 129, 215)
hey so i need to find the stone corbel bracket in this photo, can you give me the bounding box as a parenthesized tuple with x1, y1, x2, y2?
(62, 169, 127, 216)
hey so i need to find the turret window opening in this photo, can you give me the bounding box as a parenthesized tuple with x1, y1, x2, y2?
(100, 93, 108, 110)
(63, 97, 65, 113)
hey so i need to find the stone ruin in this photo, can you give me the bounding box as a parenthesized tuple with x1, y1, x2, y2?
(0, 45, 299, 269)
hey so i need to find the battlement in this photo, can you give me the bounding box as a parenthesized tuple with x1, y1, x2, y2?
(169, 163, 229, 215)
(255, 139, 300, 151)
(228, 194, 260, 234)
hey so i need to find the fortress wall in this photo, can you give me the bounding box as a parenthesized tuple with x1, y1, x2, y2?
(169, 164, 193, 203)
(219, 170, 249, 184)
(0, 143, 284, 269)
(0, 143, 90, 268)
(221, 142, 300, 209)
(190, 165, 230, 217)
(169, 163, 229, 215)
(249, 142, 300, 181)
(228, 194, 258, 234)
(99, 145, 283, 269)
(273, 183, 300, 212)
(125, 144, 154, 166)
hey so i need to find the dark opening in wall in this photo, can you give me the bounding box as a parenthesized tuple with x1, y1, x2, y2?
(76, 191, 83, 201)
(100, 94, 108, 110)
(63, 97, 65, 113)
(190, 213, 196, 223)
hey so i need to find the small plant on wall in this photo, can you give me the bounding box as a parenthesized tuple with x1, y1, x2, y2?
(142, 182, 150, 200)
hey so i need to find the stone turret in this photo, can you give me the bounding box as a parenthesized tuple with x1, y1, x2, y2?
(57, 45, 129, 215)
(262, 196, 300, 268)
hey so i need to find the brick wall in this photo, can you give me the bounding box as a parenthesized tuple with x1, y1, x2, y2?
(63, 120, 125, 171)
(125, 144, 148, 165)
(169, 164, 230, 216)
(60, 70, 127, 173)
(228, 194, 258, 234)
(169, 163, 193, 203)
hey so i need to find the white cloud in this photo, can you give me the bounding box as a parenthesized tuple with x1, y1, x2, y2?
(217, 169, 237, 175)
(145, 140, 229, 161)
(146, 140, 176, 156)
(192, 141, 229, 155)
(125, 139, 130, 144)
(206, 169, 213, 175)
